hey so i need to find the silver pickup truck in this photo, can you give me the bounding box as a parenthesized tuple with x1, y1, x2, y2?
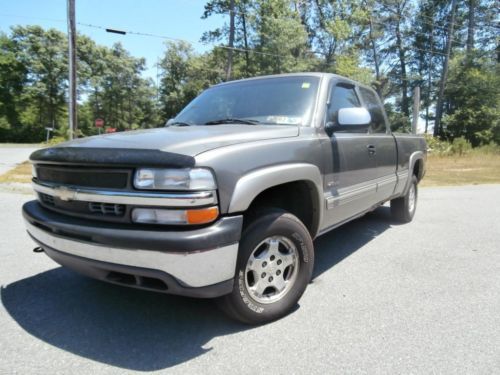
(23, 73, 426, 324)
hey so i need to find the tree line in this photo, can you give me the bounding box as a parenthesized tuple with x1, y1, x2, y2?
(0, 0, 498, 145)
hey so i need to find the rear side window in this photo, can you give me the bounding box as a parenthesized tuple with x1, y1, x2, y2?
(359, 87, 387, 133)
(327, 85, 361, 123)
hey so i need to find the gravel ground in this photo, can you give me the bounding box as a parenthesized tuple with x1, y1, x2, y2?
(0, 185, 499, 374)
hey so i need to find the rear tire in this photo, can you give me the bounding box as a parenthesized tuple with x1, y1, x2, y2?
(391, 175, 418, 223)
(218, 209, 314, 324)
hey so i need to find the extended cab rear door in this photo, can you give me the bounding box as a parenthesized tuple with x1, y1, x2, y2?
(357, 86, 398, 202)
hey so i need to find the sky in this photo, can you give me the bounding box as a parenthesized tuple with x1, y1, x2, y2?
(0, 0, 225, 80)
(0, 0, 430, 132)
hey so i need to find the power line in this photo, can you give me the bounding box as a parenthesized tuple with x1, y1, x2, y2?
(368, 18, 468, 48)
(208, 5, 500, 33)
(79, 20, 455, 59)
(416, 11, 500, 30)
(0, 12, 489, 70)
(0, 12, 483, 51)
(203, 7, 472, 48)
(77, 22, 295, 58)
(2, 10, 495, 94)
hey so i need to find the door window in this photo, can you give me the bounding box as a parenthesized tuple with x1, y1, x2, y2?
(327, 85, 361, 124)
(359, 87, 387, 133)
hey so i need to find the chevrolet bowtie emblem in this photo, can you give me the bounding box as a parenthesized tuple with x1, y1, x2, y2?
(55, 186, 77, 201)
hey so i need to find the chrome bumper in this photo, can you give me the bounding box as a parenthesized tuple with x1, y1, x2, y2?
(25, 220, 238, 288)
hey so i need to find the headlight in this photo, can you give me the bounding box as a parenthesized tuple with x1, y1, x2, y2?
(31, 165, 37, 179)
(134, 168, 216, 190)
(132, 207, 219, 225)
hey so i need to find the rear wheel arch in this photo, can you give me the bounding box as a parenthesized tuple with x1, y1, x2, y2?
(413, 158, 425, 182)
(403, 151, 425, 193)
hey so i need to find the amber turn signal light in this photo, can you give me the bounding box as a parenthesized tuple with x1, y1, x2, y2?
(186, 206, 219, 225)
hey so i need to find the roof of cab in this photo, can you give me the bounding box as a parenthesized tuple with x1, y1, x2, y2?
(211, 72, 330, 88)
(210, 72, 377, 95)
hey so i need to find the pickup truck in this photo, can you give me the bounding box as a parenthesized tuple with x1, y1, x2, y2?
(23, 73, 426, 324)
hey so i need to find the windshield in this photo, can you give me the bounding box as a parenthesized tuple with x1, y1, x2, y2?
(173, 76, 320, 126)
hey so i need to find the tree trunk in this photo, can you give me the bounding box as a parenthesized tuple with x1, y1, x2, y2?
(426, 18, 434, 134)
(434, 0, 457, 137)
(225, 0, 235, 81)
(467, 0, 475, 54)
(295, 0, 312, 46)
(395, 19, 409, 117)
(240, 6, 250, 75)
(369, 17, 383, 100)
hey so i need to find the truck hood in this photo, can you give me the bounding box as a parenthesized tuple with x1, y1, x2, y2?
(58, 124, 299, 156)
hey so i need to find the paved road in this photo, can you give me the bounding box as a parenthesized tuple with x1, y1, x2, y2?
(0, 145, 39, 175)
(1, 185, 499, 374)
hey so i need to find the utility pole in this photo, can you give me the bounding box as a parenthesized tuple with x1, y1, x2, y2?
(412, 86, 420, 134)
(67, 0, 77, 139)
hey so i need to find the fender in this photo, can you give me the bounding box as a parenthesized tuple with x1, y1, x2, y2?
(228, 163, 324, 234)
(402, 151, 425, 194)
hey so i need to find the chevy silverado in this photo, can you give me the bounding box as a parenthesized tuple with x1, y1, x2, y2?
(23, 73, 426, 324)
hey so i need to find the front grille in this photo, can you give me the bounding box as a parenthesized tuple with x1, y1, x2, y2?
(35, 164, 133, 223)
(36, 165, 130, 189)
(40, 193, 55, 206)
(37, 192, 128, 222)
(88, 202, 125, 216)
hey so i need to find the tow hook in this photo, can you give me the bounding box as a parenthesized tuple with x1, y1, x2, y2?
(33, 246, 44, 253)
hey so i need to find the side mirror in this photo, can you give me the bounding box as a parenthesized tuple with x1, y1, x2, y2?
(338, 107, 371, 126)
(165, 118, 174, 127)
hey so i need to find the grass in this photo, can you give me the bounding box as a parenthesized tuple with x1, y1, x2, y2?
(421, 153, 500, 187)
(1, 153, 500, 187)
(0, 162, 32, 184)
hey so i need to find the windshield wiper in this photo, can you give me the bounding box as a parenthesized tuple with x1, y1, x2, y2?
(167, 121, 191, 127)
(204, 118, 260, 125)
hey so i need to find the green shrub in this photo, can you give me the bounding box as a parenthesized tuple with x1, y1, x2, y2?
(472, 142, 500, 155)
(424, 135, 477, 156)
(449, 137, 472, 156)
(425, 135, 452, 155)
(46, 136, 67, 146)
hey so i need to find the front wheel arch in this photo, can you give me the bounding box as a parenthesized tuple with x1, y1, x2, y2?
(228, 164, 324, 237)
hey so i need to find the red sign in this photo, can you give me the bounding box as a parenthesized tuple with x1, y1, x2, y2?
(95, 118, 104, 128)
(105, 127, 117, 133)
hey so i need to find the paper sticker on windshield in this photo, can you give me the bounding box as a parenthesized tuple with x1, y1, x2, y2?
(267, 116, 302, 125)
(301, 82, 311, 89)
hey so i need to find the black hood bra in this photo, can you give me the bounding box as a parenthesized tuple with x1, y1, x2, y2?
(30, 147, 196, 168)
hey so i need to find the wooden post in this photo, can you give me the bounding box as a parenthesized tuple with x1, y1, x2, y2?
(67, 0, 77, 139)
(412, 86, 420, 134)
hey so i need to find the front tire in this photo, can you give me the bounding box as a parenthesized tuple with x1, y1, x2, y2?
(391, 175, 418, 223)
(218, 209, 314, 324)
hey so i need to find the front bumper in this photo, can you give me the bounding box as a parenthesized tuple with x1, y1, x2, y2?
(23, 201, 243, 298)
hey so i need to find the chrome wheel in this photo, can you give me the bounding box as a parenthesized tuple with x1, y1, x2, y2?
(244, 235, 300, 304)
(408, 183, 416, 214)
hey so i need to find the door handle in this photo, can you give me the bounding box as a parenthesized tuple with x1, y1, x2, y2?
(367, 145, 376, 155)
